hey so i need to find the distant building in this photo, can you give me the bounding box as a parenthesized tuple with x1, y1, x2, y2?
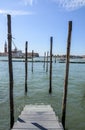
(12, 48, 24, 58)
(0, 41, 39, 58)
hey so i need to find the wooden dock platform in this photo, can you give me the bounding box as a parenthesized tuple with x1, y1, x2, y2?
(12, 105, 63, 130)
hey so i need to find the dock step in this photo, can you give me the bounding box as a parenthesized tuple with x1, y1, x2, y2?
(12, 105, 63, 130)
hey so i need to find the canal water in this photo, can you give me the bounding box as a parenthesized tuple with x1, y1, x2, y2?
(0, 57, 85, 130)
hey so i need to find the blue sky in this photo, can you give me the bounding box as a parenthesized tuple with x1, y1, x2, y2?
(0, 0, 85, 56)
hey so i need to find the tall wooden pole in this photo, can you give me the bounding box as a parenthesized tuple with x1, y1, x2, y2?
(25, 41, 28, 93)
(46, 51, 49, 72)
(54, 55, 56, 63)
(62, 21, 72, 129)
(7, 14, 14, 129)
(43, 52, 46, 70)
(32, 50, 34, 73)
(49, 37, 53, 94)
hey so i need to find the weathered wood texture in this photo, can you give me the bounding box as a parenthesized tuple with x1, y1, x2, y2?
(25, 41, 28, 93)
(43, 52, 46, 70)
(7, 14, 14, 129)
(32, 50, 34, 73)
(12, 105, 63, 130)
(62, 21, 72, 129)
(46, 51, 49, 72)
(49, 37, 53, 94)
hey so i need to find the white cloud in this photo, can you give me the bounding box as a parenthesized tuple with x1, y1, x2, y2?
(52, 0, 85, 10)
(22, 0, 37, 6)
(23, 0, 33, 6)
(0, 9, 35, 16)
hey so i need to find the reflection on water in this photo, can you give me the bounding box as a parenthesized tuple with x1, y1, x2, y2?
(0, 57, 85, 130)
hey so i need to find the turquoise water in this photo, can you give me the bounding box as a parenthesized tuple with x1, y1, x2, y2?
(0, 57, 85, 130)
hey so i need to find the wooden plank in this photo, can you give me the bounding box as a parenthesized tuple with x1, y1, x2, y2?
(12, 128, 62, 130)
(18, 114, 58, 121)
(12, 105, 63, 130)
(12, 121, 63, 129)
(24, 105, 52, 109)
(21, 111, 55, 115)
(23, 105, 53, 112)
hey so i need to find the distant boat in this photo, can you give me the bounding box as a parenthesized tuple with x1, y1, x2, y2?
(12, 48, 24, 58)
(58, 58, 66, 63)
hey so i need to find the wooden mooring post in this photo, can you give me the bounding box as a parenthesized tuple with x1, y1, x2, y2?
(7, 14, 14, 129)
(46, 51, 49, 72)
(49, 37, 53, 94)
(54, 55, 56, 63)
(62, 21, 72, 129)
(43, 52, 46, 70)
(32, 50, 34, 73)
(25, 41, 28, 93)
